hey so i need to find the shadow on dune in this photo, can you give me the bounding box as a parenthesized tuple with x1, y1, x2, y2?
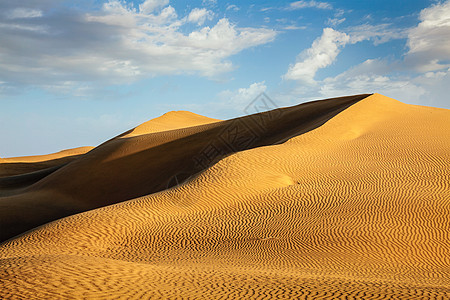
(0, 154, 86, 178)
(0, 94, 370, 243)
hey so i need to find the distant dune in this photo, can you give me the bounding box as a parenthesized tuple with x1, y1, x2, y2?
(0, 94, 449, 298)
(122, 110, 221, 137)
(1, 146, 94, 164)
(0, 146, 94, 178)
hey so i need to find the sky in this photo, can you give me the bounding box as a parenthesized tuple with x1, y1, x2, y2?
(0, 0, 449, 157)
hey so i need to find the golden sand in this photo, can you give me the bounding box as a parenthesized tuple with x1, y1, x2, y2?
(122, 110, 221, 137)
(0, 94, 449, 298)
(1, 146, 94, 163)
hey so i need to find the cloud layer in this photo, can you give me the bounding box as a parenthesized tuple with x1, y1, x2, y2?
(0, 0, 276, 90)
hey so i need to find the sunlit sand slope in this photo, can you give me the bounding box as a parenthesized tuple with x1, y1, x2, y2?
(1, 146, 94, 164)
(0, 94, 366, 241)
(122, 110, 221, 137)
(0, 94, 449, 298)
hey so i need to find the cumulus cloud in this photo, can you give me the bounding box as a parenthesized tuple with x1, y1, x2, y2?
(281, 1, 450, 109)
(187, 8, 214, 26)
(0, 0, 276, 92)
(283, 22, 409, 83)
(405, 0, 450, 72)
(288, 1, 332, 10)
(284, 28, 349, 82)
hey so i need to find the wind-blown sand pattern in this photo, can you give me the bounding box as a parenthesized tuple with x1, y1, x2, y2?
(0, 94, 449, 299)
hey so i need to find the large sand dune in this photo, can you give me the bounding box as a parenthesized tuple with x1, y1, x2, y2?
(0, 93, 449, 298)
(0, 94, 366, 242)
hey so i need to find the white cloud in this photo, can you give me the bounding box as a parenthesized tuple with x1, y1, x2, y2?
(213, 81, 268, 117)
(226, 5, 239, 12)
(280, 1, 450, 109)
(282, 57, 449, 109)
(0, 0, 277, 91)
(315, 61, 450, 108)
(327, 17, 345, 27)
(284, 28, 349, 82)
(280, 0, 450, 109)
(283, 22, 408, 83)
(139, 0, 170, 14)
(202, 0, 217, 7)
(228, 81, 267, 105)
(405, 0, 450, 72)
(348, 23, 407, 45)
(326, 9, 346, 27)
(283, 25, 307, 30)
(8, 8, 43, 19)
(187, 8, 214, 26)
(0, 22, 48, 33)
(170, 81, 269, 119)
(288, 1, 332, 10)
(318, 65, 427, 103)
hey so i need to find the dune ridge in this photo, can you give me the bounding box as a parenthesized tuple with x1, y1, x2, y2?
(0, 93, 449, 298)
(122, 110, 221, 137)
(1, 146, 94, 164)
(0, 94, 367, 242)
(0, 146, 94, 178)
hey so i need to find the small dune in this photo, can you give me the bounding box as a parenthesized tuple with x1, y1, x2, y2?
(1, 146, 94, 164)
(0, 146, 94, 178)
(0, 93, 449, 299)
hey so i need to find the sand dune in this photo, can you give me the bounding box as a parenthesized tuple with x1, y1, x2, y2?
(0, 93, 449, 298)
(0, 94, 366, 242)
(122, 110, 221, 137)
(1, 146, 94, 164)
(0, 146, 93, 178)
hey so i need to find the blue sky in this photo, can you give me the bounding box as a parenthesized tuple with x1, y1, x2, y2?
(1, 0, 449, 157)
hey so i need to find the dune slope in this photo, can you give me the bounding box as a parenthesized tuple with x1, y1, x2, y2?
(0, 93, 449, 298)
(0, 94, 367, 242)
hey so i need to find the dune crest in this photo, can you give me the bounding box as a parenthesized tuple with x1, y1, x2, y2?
(122, 110, 221, 137)
(1, 93, 449, 298)
(0, 146, 94, 178)
(1, 146, 94, 163)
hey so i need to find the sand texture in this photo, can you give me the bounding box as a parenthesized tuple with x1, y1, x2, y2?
(0, 93, 449, 299)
